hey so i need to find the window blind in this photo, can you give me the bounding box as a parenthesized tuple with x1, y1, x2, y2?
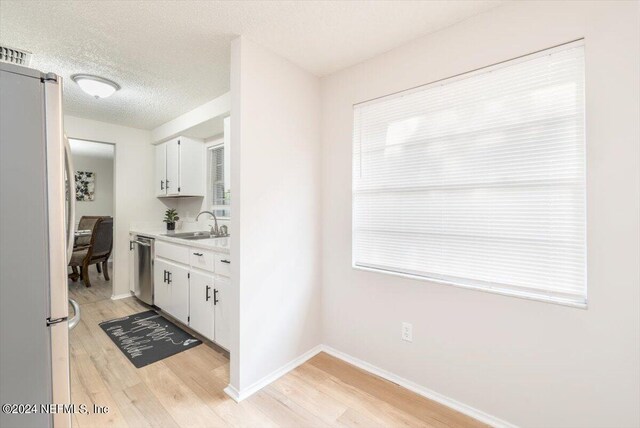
(352, 41, 586, 306)
(207, 145, 229, 217)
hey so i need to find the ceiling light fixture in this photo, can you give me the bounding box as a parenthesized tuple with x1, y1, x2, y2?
(71, 74, 120, 99)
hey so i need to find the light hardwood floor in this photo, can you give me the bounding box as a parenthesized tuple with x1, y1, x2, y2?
(68, 268, 486, 428)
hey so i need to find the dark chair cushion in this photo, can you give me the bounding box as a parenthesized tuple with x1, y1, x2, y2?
(68, 216, 113, 267)
(70, 249, 88, 265)
(75, 216, 101, 247)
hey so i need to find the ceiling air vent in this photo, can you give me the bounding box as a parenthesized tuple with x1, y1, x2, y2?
(0, 45, 32, 67)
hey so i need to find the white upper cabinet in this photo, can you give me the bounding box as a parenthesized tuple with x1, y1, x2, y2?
(155, 136, 205, 197)
(154, 143, 167, 197)
(165, 138, 180, 195)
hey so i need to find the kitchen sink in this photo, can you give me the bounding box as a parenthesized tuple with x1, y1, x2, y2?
(182, 235, 216, 240)
(162, 231, 228, 240)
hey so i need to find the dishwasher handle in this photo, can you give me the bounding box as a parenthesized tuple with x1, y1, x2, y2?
(130, 240, 151, 249)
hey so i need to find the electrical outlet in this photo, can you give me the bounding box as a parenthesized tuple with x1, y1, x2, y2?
(402, 322, 413, 342)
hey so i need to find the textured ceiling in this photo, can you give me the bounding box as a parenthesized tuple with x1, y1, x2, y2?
(0, 1, 502, 130)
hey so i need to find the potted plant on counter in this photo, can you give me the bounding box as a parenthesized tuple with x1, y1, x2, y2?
(163, 208, 179, 231)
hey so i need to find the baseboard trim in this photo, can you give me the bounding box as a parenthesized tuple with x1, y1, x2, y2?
(228, 344, 323, 402)
(321, 345, 516, 428)
(110, 292, 133, 300)
(223, 385, 241, 402)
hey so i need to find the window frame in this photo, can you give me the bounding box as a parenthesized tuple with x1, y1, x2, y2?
(205, 139, 230, 219)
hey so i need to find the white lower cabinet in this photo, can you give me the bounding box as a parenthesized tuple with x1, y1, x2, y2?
(189, 270, 231, 348)
(153, 259, 169, 308)
(189, 270, 215, 340)
(153, 240, 230, 350)
(212, 276, 231, 350)
(153, 258, 190, 326)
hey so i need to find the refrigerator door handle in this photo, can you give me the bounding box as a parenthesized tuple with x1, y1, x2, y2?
(44, 77, 69, 322)
(64, 134, 75, 262)
(68, 298, 80, 330)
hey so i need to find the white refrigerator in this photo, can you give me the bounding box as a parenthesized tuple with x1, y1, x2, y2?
(0, 62, 78, 428)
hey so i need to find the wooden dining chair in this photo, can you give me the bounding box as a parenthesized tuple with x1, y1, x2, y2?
(71, 215, 106, 277)
(69, 217, 114, 287)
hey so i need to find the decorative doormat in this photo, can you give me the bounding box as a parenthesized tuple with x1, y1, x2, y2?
(99, 310, 201, 368)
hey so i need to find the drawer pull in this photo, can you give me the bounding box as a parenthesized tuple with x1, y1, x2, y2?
(193, 252, 203, 256)
(220, 259, 230, 264)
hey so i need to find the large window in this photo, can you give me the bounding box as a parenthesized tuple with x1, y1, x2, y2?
(352, 41, 586, 307)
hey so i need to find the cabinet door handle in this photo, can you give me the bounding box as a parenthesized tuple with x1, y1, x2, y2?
(206, 285, 211, 301)
(160, 180, 164, 190)
(220, 259, 230, 264)
(213, 289, 219, 305)
(167, 271, 172, 284)
(193, 252, 203, 256)
(165, 179, 170, 189)
(163, 270, 168, 283)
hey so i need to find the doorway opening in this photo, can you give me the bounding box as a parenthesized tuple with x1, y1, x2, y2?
(67, 138, 115, 301)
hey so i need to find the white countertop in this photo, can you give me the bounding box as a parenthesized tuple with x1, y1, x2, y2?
(130, 228, 230, 254)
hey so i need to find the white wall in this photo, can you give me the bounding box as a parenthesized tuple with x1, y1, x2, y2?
(71, 152, 114, 220)
(229, 36, 322, 396)
(320, 1, 639, 427)
(65, 116, 172, 297)
(151, 92, 230, 143)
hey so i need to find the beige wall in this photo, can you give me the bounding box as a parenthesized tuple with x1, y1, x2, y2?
(229, 37, 322, 395)
(319, 1, 640, 426)
(65, 115, 173, 297)
(71, 152, 114, 221)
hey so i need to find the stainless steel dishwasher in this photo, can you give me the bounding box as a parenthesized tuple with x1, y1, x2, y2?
(130, 235, 154, 305)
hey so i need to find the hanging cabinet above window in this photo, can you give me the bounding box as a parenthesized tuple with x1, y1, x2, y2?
(155, 136, 205, 198)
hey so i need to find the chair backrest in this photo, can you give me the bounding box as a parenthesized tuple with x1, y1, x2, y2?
(76, 216, 102, 246)
(89, 217, 113, 258)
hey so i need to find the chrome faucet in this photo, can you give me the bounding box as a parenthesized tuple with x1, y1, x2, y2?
(196, 210, 220, 236)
